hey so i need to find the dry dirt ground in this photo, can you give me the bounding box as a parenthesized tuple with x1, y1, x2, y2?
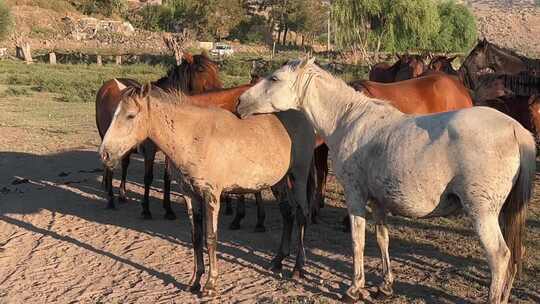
(1, 89, 540, 304)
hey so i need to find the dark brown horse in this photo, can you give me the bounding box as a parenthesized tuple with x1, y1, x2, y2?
(459, 38, 540, 90)
(95, 52, 222, 219)
(369, 54, 425, 83)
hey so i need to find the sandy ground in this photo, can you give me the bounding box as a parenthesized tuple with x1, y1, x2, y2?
(1, 93, 540, 303)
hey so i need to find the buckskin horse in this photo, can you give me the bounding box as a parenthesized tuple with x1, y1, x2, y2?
(99, 84, 316, 297)
(237, 58, 535, 304)
(95, 52, 222, 218)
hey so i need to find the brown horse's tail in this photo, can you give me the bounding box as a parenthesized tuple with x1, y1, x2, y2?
(501, 125, 536, 279)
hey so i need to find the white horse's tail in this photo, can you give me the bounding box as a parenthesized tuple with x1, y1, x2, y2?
(501, 125, 536, 278)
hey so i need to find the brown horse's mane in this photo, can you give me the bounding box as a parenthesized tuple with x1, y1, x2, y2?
(153, 53, 222, 92)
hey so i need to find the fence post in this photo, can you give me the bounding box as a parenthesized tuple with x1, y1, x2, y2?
(115, 55, 122, 65)
(49, 52, 56, 65)
(96, 55, 102, 66)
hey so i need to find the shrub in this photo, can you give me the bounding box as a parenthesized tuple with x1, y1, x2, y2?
(77, 0, 128, 18)
(0, 0, 12, 40)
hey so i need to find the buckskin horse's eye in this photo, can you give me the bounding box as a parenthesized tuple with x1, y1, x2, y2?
(127, 114, 136, 120)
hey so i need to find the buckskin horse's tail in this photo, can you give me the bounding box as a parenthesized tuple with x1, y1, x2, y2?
(501, 124, 536, 278)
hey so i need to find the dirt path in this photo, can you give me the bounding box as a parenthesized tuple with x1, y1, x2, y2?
(1, 95, 539, 303)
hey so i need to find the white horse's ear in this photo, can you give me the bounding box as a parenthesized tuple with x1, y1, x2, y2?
(307, 57, 316, 65)
(114, 79, 127, 92)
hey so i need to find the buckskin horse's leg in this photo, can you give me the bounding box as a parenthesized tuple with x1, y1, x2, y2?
(373, 204, 394, 297)
(270, 178, 293, 272)
(254, 192, 266, 232)
(141, 150, 155, 219)
(224, 194, 233, 215)
(288, 174, 309, 279)
(229, 195, 245, 230)
(162, 157, 176, 220)
(202, 189, 221, 297)
(104, 167, 115, 209)
(186, 195, 204, 293)
(314, 144, 329, 210)
(118, 154, 130, 203)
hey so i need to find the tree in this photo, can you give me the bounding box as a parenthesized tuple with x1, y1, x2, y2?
(431, 1, 477, 52)
(332, 0, 441, 55)
(0, 0, 12, 41)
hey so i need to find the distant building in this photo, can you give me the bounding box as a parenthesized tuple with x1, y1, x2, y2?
(126, 0, 163, 7)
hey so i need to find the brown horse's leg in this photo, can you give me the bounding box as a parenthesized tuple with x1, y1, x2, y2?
(118, 155, 130, 203)
(141, 151, 155, 219)
(162, 157, 176, 220)
(342, 215, 351, 232)
(105, 167, 115, 209)
(314, 144, 329, 213)
(307, 161, 318, 224)
(224, 194, 233, 215)
(229, 195, 245, 230)
(271, 184, 293, 272)
(186, 195, 205, 293)
(254, 192, 266, 232)
(202, 190, 221, 297)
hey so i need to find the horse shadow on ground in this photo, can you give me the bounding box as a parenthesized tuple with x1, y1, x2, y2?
(1, 149, 539, 303)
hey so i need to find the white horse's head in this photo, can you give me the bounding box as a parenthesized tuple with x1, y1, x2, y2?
(237, 58, 316, 118)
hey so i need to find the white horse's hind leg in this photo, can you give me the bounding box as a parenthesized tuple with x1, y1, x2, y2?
(473, 213, 510, 304)
(373, 204, 394, 296)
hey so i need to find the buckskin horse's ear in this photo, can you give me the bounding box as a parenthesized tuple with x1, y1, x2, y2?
(140, 83, 152, 98)
(183, 51, 194, 64)
(114, 79, 127, 92)
(448, 55, 458, 63)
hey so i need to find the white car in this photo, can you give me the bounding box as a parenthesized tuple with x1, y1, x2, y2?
(210, 43, 234, 57)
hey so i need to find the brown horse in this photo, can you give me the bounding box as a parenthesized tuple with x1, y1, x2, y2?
(369, 54, 425, 83)
(427, 55, 458, 75)
(95, 52, 222, 218)
(351, 74, 474, 113)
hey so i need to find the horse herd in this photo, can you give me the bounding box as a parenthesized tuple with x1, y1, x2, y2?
(95, 39, 539, 303)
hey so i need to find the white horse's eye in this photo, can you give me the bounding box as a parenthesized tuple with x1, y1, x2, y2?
(270, 76, 279, 82)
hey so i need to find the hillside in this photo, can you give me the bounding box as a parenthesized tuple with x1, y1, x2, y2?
(1, 0, 539, 57)
(465, 0, 540, 56)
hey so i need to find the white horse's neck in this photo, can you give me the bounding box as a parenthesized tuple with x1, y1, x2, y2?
(299, 65, 401, 147)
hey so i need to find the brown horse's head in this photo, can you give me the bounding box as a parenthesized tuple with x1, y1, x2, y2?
(528, 95, 540, 138)
(395, 54, 425, 81)
(99, 82, 153, 169)
(429, 55, 458, 75)
(475, 74, 513, 104)
(155, 51, 222, 94)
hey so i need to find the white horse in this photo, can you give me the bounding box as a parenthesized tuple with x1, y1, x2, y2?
(236, 58, 535, 304)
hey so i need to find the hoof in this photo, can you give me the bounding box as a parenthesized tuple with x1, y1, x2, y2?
(269, 259, 283, 273)
(202, 285, 218, 297)
(189, 283, 201, 294)
(375, 283, 393, 298)
(229, 221, 241, 230)
(291, 268, 304, 280)
(254, 225, 266, 233)
(141, 211, 152, 220)
(164, 211, 177, 220)
(342, 286, 370, 303)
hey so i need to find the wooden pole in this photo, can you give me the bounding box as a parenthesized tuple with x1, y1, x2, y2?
(96, 55, 102, 66)
(49, 52, 56, 64)
(115, 55, 122, 65)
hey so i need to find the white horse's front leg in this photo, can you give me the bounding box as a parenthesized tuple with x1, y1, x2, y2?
(342, 187, 371, 303)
